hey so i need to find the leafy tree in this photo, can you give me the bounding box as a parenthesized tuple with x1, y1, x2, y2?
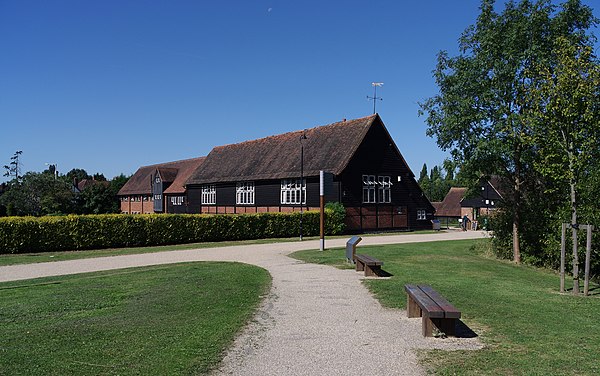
(419, 0, 597, 263)
(110, 174, 129, 193)
(419, 163, 428, 181)
(3, 150, 23, 180)
(76, 174, 130, 214)
(66, 168, 90, 182)
(79, 182, 114, 214)
(417, 163, 458, 202)
(418, 163, 431, 199)
(0, 172, 76, 216)
(529, 35, 600, 290)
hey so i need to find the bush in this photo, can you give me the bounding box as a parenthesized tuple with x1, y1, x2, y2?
(0, 208, 345, 254)
(324, 202, 346, 235)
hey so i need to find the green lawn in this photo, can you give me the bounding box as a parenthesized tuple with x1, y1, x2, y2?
(291, 240, 600, 375)
(0, 262, 271, 375)
(0, 230, 438, 267)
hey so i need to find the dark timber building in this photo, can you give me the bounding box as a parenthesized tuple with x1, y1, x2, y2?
(185, 114, 434, 231)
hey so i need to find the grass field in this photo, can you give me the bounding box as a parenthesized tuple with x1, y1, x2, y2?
(291, 239, 600, 375)
(0, 262, 271, 375)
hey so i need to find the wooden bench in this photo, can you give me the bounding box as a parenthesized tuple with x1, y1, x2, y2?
(404, 284, 461, 337)
(354, 254, 383, 277)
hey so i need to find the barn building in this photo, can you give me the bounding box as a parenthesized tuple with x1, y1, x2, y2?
(184, 114, 434, 231)
(118, 114, 434, 231)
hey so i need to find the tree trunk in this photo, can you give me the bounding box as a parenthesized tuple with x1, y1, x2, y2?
(513, 145, 522, 264)
(569, 148, 579, 294)
(513, 174, 522, 264)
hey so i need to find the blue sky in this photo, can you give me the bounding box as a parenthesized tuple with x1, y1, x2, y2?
(1, 1, 598, 182)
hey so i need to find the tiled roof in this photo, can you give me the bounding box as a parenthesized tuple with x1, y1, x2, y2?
(163, 158, 206, 194)
(77, 179, 109, 192)
(434, 187, 467, 217)
(118, 157, 205, 196)
(186, 114, 379, 185)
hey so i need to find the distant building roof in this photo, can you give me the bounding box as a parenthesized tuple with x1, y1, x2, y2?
(434, 187, 468, 217)
(77, 179, 109, 192)
(186, 114, 409, 185)
(118, 157, 205, 196)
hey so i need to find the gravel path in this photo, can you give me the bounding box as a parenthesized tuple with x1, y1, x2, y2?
(0, 230, 486, 375)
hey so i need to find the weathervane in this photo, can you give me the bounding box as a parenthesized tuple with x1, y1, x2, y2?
(367, 82, 383, 114)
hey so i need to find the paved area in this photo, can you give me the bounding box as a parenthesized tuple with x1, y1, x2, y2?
(0, 230, 487, 375)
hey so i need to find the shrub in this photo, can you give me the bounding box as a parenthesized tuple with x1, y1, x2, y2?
(324, 202, 346, 235)
(0, 209, 345, 254)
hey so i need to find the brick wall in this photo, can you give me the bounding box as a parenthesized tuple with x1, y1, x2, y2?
(119, 196, 153, 214)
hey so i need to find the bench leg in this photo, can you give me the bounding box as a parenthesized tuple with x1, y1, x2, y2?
(355, 260, 365, 272)
(364, 265, 381, 277)
(431, 318, 457, 337)
(422, 314, 434, 337)
(407, 296, 421, 318)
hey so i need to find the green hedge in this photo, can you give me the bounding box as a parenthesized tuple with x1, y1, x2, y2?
(0, 209, 345, 254)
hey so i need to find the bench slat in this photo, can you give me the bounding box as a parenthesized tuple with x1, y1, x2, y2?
(404, 285, 444, 318)
(355, 254, 383, 266)
(419, 285, 461, 319)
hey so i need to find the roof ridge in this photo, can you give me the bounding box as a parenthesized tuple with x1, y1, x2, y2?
(139, 156, 206, 169)
(211, 114, 377, 150)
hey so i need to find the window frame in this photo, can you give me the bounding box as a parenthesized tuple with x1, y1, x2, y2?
(362, 175, 376, 203)
(236, 181, 255, 205)
(417, 209, 427, 220)
(201, 184, 216, 205)
(170, 196, 185, 206)
(280, 178, 306, 205)
(378, 175, 392, 203)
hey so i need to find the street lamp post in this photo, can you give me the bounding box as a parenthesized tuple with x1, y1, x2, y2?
(300, 131, 307, 241)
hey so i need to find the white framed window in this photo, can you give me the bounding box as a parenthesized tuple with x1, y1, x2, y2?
(236, 182, 255, 205)
(280, 179, 306, 205)
(378, 176, 392, 203)
(201, 185, 216, 205)
(170, 196, 185, 206)
(417, 209, 427, 220)
(362, 175, 376, 203)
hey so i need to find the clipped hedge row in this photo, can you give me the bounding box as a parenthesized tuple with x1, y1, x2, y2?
(0, 209, 345, 254)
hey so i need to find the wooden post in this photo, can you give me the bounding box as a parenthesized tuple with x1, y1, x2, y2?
(319, 171, 325, 251)
(573, 224, 579, 295)
(584, 225, 593, 296)
(560, 223, 566, 293)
